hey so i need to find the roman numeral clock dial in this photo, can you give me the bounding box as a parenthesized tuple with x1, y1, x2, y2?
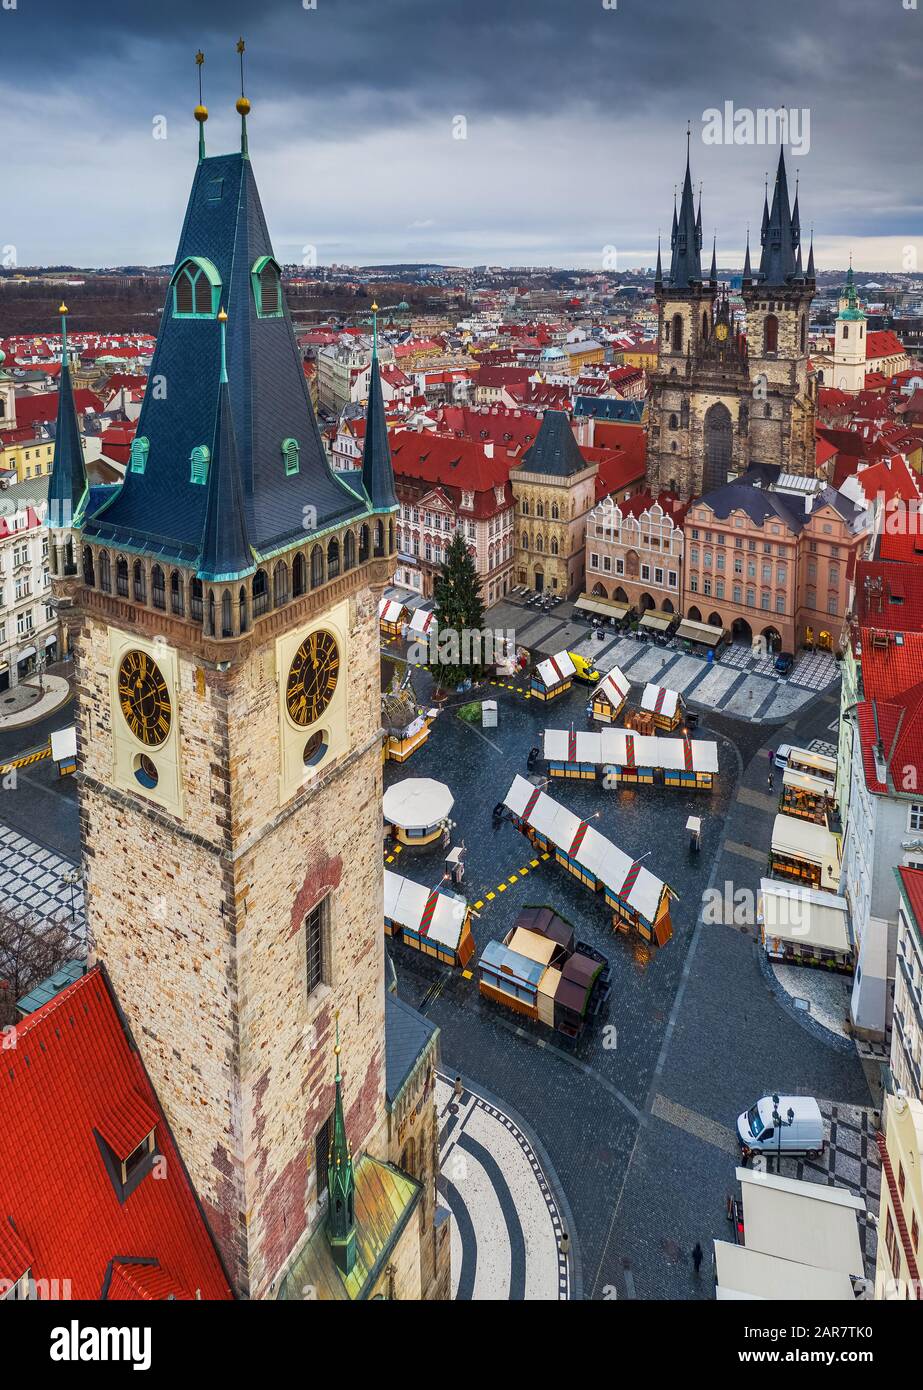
(116, 651, 172, 747)
(286, 630, 339, 726)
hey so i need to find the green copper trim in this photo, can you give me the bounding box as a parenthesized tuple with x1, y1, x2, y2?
(281, 437, 300, 476)
(189, 443, 210, 485)
(326, 1014, 357, 1276)
(251, 256, 284, 319)
(171, 256, 222, 319)
(219, 316, 229, 384)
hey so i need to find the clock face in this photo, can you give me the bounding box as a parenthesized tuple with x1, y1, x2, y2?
(286, 630, 340, 727)
(715, 322, 729, 342)
(117, 650, 172, 747)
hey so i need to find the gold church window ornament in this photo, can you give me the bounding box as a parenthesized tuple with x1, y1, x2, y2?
(285, 630, 339, 727)
(117, 650, 172, 747)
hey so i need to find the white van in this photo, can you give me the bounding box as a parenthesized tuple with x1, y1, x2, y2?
(737, 1095, 825, 1160)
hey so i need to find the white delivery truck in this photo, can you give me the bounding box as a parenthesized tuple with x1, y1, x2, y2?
(737, 1094, 825, 1161)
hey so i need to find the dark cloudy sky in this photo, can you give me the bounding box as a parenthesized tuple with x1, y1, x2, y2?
(2, 0, 920, 272)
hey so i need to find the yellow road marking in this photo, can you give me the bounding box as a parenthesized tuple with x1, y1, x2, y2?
(461, 969, 473, 980)
(530, 859, 539, 868)
(474, 900, 484, 910)
(508, 874, 518, 884)
(486, 891, 495, 901)
(497, 883, 506, 893)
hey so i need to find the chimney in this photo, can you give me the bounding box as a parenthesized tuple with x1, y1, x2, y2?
(484, 441, 494, 458)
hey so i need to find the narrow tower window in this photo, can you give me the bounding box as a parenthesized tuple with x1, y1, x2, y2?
(171, 257, 221, 318)
(282, 437, 300, 476)
(764, 314, 779, 354)
(130, 436, 149, 475)
(251, 256, 284, 318)
(189, 445, 210, 485)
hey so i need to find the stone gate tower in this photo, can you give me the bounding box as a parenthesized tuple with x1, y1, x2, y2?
(48, 67, 446, 1302)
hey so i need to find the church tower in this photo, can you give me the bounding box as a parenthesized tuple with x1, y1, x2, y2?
(741, 148, 816, 473)
(48, 55, 439, 1301)
(830, 265, 868, 392)
(647, 137, 749, 500)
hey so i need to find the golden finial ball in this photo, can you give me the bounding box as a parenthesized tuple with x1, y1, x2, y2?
(371, 301, 379, 313)
(217, 307, 228, 322)
(236, 97, 251, 117)
(194, 104, 209, 123)
(58, 302, 68, 316)
(334, 1043, 341, 1056)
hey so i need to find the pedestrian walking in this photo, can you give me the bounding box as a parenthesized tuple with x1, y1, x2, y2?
(767, 769, 774, 792)
(692, 1241, 703, 1274)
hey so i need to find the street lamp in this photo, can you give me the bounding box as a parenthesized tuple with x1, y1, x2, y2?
(771, 1093, 795, 1175)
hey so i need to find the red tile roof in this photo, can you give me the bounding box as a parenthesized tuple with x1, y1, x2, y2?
(0, 966, 232, 1300)
(13, 389, 102, 428)
(866, 330, 906, 361)
(855, 559, 923, 632)
(590, 421, 647, 499)
(898, 866, 923, 941)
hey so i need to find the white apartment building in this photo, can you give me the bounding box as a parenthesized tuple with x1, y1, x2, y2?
(893, 869, 923, 1102)
(0, 481, 57, 691)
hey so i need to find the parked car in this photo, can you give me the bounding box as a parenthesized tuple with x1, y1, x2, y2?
(774, 652, 795, 676)
(737, 1095, 825, 1161)
(772, 743, 793, 771)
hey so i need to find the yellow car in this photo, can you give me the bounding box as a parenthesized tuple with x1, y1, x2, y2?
(567, 652, 601, 684)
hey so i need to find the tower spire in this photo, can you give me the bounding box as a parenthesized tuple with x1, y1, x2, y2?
(655, 233, 663, 290)
(758, 147, 798, 286)
(236, 38, 251, 158)
(194, 50, 208, 162)
(362, 302, 398, 513)
(48, 303, 88, 530)
(709, 234, 717, 285)
(198, 306, 254, 582)
(326, 1013, 357, 1277)
(668, 129, 702, 288)
(806, 229, 815, 282)
(743, 228, 752, 284)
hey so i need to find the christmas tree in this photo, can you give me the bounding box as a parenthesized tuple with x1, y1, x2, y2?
(430, 531, 486, 688)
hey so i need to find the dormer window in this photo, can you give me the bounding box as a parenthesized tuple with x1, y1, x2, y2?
(129, 435, 149, 475)
(251, 256, 284, 319)
(94, 1091, 160, 1204)
(282, 437, 300, 476)
(190, 444, 210, 485)
(171, 257, 221, 318)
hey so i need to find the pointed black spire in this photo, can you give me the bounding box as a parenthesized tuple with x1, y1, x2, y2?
(760, 175, 770, 245)
(361, 304, 398, 512)
(743, 230, 753, 285)
(198, 309, 254, 582)
(709, 236, 717, 285)
(758, 147, 799, 286)
(806, 232, 816, 282)
(668, 130, 702, 289)
(654, 234, 663, 290)
(48, 304, 88, 530)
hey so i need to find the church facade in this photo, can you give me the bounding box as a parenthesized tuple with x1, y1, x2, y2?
(646, 144, 817, 501)
(47, 82, 448, 1301)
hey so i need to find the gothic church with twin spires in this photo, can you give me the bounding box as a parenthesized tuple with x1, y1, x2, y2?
(646, 142, 817, 501)
(46, 65, 449, 1302)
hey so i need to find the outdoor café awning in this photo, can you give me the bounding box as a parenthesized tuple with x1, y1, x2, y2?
(771, 814, 841, 890)
(675, 619, 724, 647)
(638, 609, 674, 632)
(383, 777, 453, 830)
(782, 767, 834, 798)
(758, 878, 852, 956)
(574, 594, 629, 620)
(17, 646, 36, 662)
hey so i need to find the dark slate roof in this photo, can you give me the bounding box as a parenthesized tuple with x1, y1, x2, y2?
(573, 396, 644, 423)
(757, 148, 802, 288)
(668, 144, 702, 289)
(697, 471, 806, 532)
(82, 150, 367, 564)
(199, 379, 254, 580)
(519, 410, 589, 477)
(385, 993, 438, 1108)
(361, 354, 398, 512)
(48, 357, 87, 528)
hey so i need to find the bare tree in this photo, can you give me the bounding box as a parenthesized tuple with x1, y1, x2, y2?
(0, 903, 75, 1018)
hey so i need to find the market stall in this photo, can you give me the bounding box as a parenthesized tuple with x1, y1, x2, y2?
(383, 777, 454, 846)
(530, 650, 576, 702)
(638, 682, 684, 732)
(378, 597, 407, 639)
(675, 617, 725, 649)
(476, 906, 609, 1037)
(590, 667, 632, 724)
(381, 691, 431, 764)
(502, 774, 674, 945)
(383, 868, 474, 967)
(541, 727, 718, 790)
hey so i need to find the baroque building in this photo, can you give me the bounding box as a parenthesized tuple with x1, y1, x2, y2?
(46, 72, 449, 1302)
(512, 410, 598, 597)
(647, 142, 816, 501)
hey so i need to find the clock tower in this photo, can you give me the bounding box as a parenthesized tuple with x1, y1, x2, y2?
(48, 64, 443, 1301)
